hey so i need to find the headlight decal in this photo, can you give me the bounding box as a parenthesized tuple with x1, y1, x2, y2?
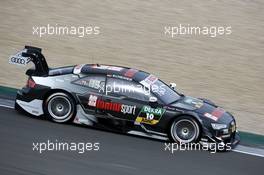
(211, 123, 227, 130)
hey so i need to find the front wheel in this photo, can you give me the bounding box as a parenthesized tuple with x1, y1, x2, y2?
(44, 92, 75, 123)
(169, 116, 200, 143)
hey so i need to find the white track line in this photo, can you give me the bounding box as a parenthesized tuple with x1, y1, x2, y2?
(0, 104, 14, 109)
(232, 149, 264, 158)
(233, 145, 264, 158)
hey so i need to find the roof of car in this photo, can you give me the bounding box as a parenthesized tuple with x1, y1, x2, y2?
(79, 64, 150, 82)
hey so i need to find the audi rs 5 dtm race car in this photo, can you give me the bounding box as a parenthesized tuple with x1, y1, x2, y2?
(9, 46, 239, 148)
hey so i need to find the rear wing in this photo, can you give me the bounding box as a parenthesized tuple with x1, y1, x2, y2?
(9, 46, 49, 76)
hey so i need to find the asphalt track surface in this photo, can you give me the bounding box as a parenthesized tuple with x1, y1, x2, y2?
(0, 107, 263, 175)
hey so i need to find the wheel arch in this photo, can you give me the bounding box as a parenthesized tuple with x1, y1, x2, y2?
(167, 113, 204, 140)
(42, 88, 78, 107)
(42, 88, 78, 122)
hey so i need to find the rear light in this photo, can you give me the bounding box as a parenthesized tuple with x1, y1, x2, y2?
(27, 78, 36, 88)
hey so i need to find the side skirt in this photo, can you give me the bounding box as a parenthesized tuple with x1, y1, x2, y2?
(127, 130, 169, 141)
(73, 105, 97, 126)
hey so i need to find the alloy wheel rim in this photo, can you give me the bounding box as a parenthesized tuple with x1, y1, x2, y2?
(172, 119, 198, 143)
(48, 96, 72, 120)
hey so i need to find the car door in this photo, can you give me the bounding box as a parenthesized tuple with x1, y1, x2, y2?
(72, 74, 106, 115)
(96, 76, 152, 123)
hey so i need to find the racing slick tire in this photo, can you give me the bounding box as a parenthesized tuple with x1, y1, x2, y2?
(44, 92, 76, 123)
(169, 116, 201, 144)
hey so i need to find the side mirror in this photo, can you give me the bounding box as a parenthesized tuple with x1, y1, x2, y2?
(149, 96, 158, 108)
(169, 83, 177, 90)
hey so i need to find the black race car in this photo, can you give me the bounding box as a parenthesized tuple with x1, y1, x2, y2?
(10, 46, 239, 147)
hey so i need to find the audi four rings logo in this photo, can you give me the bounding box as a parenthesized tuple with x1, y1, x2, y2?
(10, 56, 26, 64)
(9, 52, 30, 66)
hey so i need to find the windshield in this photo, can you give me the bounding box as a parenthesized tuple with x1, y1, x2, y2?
(151, 79, 181, 104)
(140, 76, 181, 104)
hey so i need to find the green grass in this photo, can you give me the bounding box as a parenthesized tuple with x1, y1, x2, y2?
(0, 85, 17, 96)
(240, 131, 264, 147)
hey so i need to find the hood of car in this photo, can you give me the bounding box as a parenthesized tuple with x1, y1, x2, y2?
(170, 96, 204, 111)
(170, 96, 234, 124)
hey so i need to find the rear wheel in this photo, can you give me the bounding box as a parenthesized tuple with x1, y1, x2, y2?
(44, 92, 75, 123)
(170, 116, 200, 143)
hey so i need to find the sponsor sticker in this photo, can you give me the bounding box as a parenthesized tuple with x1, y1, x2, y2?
(96, 100, 121, 112)
(211, 108, 225, 118)
(140, 75, 158, 87)
(95, 99, 136, 115)
(121, 104, 136, 115)
(112, 74, 132, 81)
(204, 113, 218, 121)
(88, 79, 102, 89)
(92, 65, 123, 71)
(124, 69, 138, 78)
(135, 105, 165, 125)
(88, 95, 98, 107)
(73, 64, 85, 74)
(77, 78, 103, 90)
(204, 108, 225, 121)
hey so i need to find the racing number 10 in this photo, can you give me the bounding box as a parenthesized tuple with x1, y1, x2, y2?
(146, 113, 154, 120)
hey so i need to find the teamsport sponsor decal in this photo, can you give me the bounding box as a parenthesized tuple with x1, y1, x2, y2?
(204, 108, 225, 121)
(121, 104, 136, 115)
(95, 99, 136, 115)
(136, 105, 165, 125)
(96, 100, 121, 112)
(73, 64, 85, 74)
(92, 65, 123, 71)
